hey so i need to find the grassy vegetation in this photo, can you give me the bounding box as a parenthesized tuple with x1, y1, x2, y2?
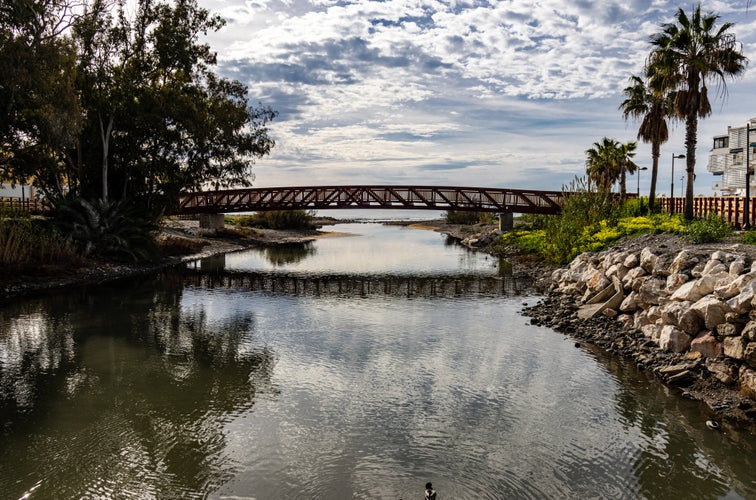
(444, 211, 496, 225)
(0, 217, 83, 272)
(226, 210, 316, 230)
(493, 176, 735, 264)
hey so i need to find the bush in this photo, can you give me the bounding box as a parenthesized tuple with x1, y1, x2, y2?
(742, 230, 756, 245)
(445, 210, 484, 225)
(229, 210, 315, 230)
(684, 213, 733, 244)
(55, 198, 159, 262)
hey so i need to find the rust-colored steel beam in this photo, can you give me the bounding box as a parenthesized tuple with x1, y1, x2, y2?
(176, 185, 565, 215)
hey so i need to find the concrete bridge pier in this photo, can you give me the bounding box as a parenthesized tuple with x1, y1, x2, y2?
(199, 213, 226, 229)
(498, 212, 514, 231)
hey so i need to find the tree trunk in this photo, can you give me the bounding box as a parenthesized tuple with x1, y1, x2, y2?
(684, 113, 698, 221)
(99, 115, 114, 202)
(649, 141, 660, 213)
(620, 170, 627, 202)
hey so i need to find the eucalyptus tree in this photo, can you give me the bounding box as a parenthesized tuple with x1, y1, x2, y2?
(72, 0, 277, 213)
(0, 0, 81, 198)
(648, 3, 747, 220)
(620, 74, 675, 212)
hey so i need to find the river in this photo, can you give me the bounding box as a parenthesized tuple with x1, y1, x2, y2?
(1, 223, 755, 499)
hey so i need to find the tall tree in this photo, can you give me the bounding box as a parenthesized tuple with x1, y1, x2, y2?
(620, 74, 675, 212)
(0, 0, 81, 198)
(72, 0, 276, 213)
(649, 3, 747, 220)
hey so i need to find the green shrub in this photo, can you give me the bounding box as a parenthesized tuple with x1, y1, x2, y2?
(742, 230, 756, 245)
(445, 210, 484, 225)
(684, 213, 733, 244)
(229, 210, 315, 230)
(55, 198, 159, 262)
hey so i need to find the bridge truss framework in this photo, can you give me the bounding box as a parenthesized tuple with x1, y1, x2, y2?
(177, 185, 565, 215)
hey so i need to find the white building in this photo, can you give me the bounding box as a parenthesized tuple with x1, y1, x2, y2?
(707, 117, 756, 195)
(0, 183, 38, 199)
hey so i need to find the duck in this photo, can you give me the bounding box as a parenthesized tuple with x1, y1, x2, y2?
(706, 420, 720, 430)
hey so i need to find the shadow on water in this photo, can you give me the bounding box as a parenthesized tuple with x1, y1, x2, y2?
(263, 241, 317, 266)
(0, 269, 276, 499)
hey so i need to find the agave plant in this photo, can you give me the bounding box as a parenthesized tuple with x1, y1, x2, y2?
(55, 198, 158, 262)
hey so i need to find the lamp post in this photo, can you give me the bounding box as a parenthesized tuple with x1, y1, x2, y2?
(745, 124, 755, 229)
(671, 153, 685, 214)
(637, 166, 648, 214)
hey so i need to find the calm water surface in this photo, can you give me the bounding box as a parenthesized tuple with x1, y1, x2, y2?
(1, 223, 755, 499)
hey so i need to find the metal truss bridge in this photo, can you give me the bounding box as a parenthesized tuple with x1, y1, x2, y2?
(176, 185, 564, 215)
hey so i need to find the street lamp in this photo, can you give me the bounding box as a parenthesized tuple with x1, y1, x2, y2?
(745, 124, 755, 229)
(671, 153, 685, 214)
(637, 166, 648, 213)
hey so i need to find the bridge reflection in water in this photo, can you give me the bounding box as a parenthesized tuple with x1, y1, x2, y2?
(184, 257, 531, 298)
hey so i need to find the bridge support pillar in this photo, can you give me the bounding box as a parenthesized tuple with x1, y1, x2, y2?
(199, 213, 226, 230)
(498, 212, 514, 231)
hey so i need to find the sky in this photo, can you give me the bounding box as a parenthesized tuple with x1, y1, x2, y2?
(197, 0, 756, 196)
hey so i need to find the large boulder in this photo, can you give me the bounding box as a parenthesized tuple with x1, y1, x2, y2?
(690, 331, 723, 358)
(739, 366, 756, 399)
(666, 273, 689, 292)
(640, 247, 658, 273)
(691, 296, 731, 330)
(668, 249, 699, 275)
(637, 278, 667, 307)
(727, 280, 756, 313)
(743, 321, 756, 341)
(745, 342, 756, 369)
(659, 300, 703, 335)
(659, 325, 692, 353)
(724, 336, 749, 360)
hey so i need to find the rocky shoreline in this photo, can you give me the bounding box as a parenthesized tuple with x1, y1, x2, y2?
(518, 234, 756, 432)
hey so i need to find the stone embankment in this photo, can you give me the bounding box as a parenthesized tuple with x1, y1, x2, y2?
(522, 233, 756, 427)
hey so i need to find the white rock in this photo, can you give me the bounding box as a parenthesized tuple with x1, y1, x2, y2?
(637, 278, 667, 307)
(724, 336, 749, 360)
(727, 280, 756, 314)
(620, 291, 640, 313)
(623, 253, 639, 269)
(622, 267, 647, 290)
(702, 262, 727, 276)
(730, 258, 747, 276)
(640, 247, 658, 273)
(641, 324, 661, 340)
(666, 273, 689, 292)
(691, 296, 731, 330)
(659, 325, 692, 353)
(739, 366, 756, 399)
(669, 250, 699, 275)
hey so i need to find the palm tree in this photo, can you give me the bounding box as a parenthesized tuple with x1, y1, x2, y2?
(586, 137, 621, 192)
(649, 3, 747, 220)
(585, 138, 638, 201)
(617, 141, 639, 202)
(620, 74, 675, 212)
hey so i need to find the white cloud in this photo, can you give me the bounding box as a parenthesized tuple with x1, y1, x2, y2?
(198, 0, 756, 194)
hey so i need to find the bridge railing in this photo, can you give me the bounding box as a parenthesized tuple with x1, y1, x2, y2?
(177, 185, 566, 215)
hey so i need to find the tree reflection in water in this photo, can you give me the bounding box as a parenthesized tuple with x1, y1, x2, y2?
(263, 241, 317, 266)
(0, 270, 275, 499)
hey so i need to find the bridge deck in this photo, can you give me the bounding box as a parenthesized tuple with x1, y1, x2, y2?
(177, 185, 564, 215)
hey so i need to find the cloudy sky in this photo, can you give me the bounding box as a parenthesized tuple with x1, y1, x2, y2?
(198, 0, 756, 196)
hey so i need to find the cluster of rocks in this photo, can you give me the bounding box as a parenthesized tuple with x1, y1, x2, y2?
(524, 235, 756, 426)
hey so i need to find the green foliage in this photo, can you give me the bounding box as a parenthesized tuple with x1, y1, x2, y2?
(683, 213, 733, 244)
(0, 217, 81, 271)
(444, 210, 486, 225)
(55, 198, 159, 262)
(229, 210, 315, 230)
(742, 230, 756, 245)
(495, 176, 686, 263)
(1, 0, 277, 214)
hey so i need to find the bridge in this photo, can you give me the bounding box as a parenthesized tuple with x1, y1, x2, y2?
(176, 185, 565, 229)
